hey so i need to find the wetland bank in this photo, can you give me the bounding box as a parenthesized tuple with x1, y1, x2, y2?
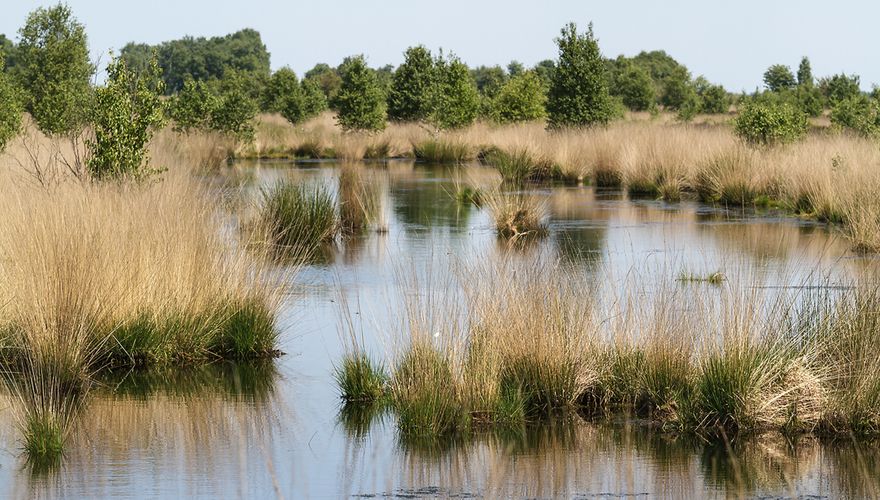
(2, 2, 880, 498)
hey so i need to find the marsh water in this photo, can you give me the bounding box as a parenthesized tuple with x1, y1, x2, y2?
(2, 160, 879, 499)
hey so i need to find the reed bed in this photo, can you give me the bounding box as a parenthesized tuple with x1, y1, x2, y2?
(0, 127, 285, 461)
(337, 257, 880, 443)
(248, 112, 880, 251)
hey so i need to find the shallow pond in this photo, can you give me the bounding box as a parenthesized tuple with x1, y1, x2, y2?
(2, 160, 878, 499)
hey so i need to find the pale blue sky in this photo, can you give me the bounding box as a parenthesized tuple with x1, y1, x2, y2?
(2, 0, 876, 91)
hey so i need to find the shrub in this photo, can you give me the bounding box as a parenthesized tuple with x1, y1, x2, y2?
(87, 55, 166, 180)
(830, 95, 879, 138)
(0, 66, 22, 151)
(699, 82, 728, 114)
(335, 55, 387, 132)
(733, 102, 808, 146)
(429, 53, 480, 130)
(14, 4, 94, 136)
(491, 71, 547, 123)
(387, 46, 435, 122)
(820, 73, 861, 104)
(547, 22, 615, 128)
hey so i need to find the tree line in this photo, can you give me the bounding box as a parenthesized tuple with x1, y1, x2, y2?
(2, 3, 880, 167)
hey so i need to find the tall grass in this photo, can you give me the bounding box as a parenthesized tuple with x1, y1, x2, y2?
(336, 257, 880, 442)
(259, 181, 337, 251)
(0, 126, 285, 460)
(481, 189, 549, 240)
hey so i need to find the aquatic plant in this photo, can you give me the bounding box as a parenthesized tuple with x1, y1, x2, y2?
(260, 180, 337, 250)
(335, 352, 387, 403)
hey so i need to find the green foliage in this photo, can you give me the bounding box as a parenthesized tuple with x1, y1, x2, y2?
(471, 65, 508, 99)
(15, 4, 94, 136)
(695, 77, 728, 114)
(820, 73, 861, 104)
(121, 28, 270, 94)
(491, 71, 547, 123)
(676, 89, 701, 122)
(335, 55, 387, 132)
(387, 45, 435, 122)
(532, 59, 556, 87)
(763, 64, 797, 92)
(0, 34, 17, 70)
(830, 95, 880, 138)
(336, 353, 387, 403)
(547, 22, 615, 128)
(660, 67, 693, 110)
(429, 53, 480, 130)
(797, 57, 813, 87)
(733, 101, 808, 146)
(169, 78, 218, 132)
(304, 63, 342, 105)
(0, 66, 23, 151)
(612, 59, 655, 112)
(260, 181, 337, 250)
(209, 71, 259, 141)
(87, 55, 167, 180)
(266, 68, 326, 125)
(795, 85, 825, 117)
(261, 67, 299, 112)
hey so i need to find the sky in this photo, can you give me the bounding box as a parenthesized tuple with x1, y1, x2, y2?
(1, 0, 877, 92)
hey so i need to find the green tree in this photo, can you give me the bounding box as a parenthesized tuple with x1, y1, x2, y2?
(87, 55, 166, 179)
(660, 67, 693, 109)
(507, 60, 525, 77)
(698, 81, 728, 114)
(471, 65, 507, 98)
(830, 95, 879, 138)
(210, 70, 260, 141)
(277, 71, 326, 125)
(121, 28, 270, 94)
(0, 34, 17, 71)
(546, 22, 614, 128)
(533, 59, 556, 86)
(613, 59, 655, 111)
(15, 4, 94, 136)
(428, 53, 480, 130)
(491, 70, 547, 123)
(387, 45, 435, 122)
(733, 101, 808, 146)
(304, 63, 342, 105)
(262, 67, 299, 112)
(169, 78, 218, 132)
(0, 63, 23, 151)
(763, 64, 797, 92)
(820, 73, 861, 104)
(797, 57, 813, 87)
(335, 55, 386, 131)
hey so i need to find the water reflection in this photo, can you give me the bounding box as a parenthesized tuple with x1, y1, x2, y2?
(3, 161, 878, 498)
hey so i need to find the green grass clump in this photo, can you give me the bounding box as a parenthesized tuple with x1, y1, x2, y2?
(627, 178, 661, 198)
(23, 413, 65, 467)
(391, 343, 464, 438)
(335, 352, 387, 403)
(412, 139, 474, 163)
(455, 186, 483, 206)
(500, 355, 582, 417)
(364, 140, 392, 159)
(260, 181, 337, 250)
(481, 147, 538, 184)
